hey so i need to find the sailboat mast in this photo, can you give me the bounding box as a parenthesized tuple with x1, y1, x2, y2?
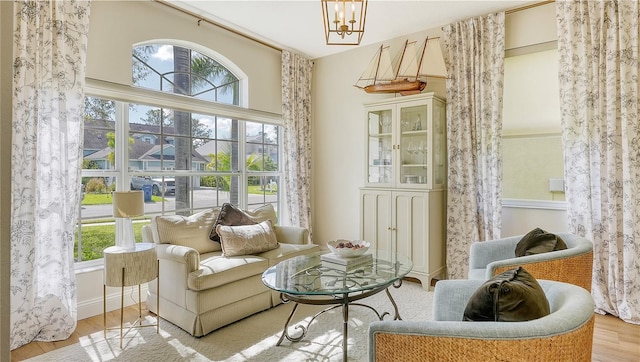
(415, 37, 428, 80)
(372, 45, 383, 85)
(395, 40, 409, 79)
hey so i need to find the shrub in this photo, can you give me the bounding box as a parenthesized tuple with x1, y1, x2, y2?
(85, 178, 107, 193)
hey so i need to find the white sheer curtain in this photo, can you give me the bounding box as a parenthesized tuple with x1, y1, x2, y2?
(557, 0, 640, 324)
(443, 12, 505, 279)
(281, 50, 313, 240)
(10, 0, 91, 349)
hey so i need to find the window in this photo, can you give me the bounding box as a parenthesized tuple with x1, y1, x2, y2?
(76, 43, 282, 263)
(502, 49, 564, 202)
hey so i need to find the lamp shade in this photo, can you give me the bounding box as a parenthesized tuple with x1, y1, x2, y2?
(113, 191, 144, 218)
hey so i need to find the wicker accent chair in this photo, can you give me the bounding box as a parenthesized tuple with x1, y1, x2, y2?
(468, 232, 593, 291)
(368, 279, 595, 362)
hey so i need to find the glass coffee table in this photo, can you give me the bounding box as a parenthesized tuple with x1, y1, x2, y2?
(261, 251, 413, 361)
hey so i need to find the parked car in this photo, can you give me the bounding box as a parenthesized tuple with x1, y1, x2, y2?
(130, 176, 175, 196)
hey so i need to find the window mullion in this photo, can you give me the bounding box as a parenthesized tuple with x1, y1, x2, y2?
(238, 121, 247, 208)
(115, 101, 129, 191)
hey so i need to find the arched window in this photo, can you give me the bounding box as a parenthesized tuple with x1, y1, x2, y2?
(132, 44, 239, 105)
(77, 43, 281, 264)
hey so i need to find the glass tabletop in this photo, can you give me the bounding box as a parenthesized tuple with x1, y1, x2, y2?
(262, 251, 413, 296)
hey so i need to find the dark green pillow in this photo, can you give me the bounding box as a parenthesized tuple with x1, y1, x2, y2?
(463, 267, 550, 322)
(515, 227, 567, 257)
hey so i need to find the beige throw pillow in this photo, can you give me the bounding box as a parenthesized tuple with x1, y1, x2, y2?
(217, 220, 279, 257)
(245, 203, 278, 224)
(154, 209, 221, 253)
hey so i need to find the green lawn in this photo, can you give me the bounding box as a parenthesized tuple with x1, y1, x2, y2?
(248, 185, 277, 195)
(82, 193, 163, 205)
(75, 222, 148, 261)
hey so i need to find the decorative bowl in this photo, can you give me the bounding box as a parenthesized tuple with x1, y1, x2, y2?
(327, 239, 370, 257)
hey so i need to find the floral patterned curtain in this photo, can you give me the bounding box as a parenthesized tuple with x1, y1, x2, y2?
(281, 50, 313, 240)
(557, 0, 640, 324)
(443, 13, 505, 279)
(11, 0, 91, 349)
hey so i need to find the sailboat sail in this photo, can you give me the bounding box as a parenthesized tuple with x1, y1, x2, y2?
(420, 38, 447, 78)
(355, 37, 447, 95)
(357, 45, 395, 83)
(396, 40, 419, 79)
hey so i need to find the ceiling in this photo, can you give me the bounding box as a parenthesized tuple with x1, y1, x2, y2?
(167, 1, 534, 59)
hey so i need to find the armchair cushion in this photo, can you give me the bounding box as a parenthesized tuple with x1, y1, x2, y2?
(463, 267, 550, 322)
(153, 208, 220, 253)
(217, 220, 279, 257)
(515, 227, 567, 257)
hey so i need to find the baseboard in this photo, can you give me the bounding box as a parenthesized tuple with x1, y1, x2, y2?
(78, 284, 149, 320)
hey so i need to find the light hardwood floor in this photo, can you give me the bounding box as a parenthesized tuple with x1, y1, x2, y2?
(10, 303, 640, 361)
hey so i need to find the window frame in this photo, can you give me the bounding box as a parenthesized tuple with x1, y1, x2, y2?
(76, 78, 283, 268)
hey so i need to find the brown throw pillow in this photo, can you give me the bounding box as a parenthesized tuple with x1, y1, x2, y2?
(217, 220, 279, 257)
(515, 227, 568, 257)
(463, 266, 550, 322)
(209, 203, 257, 242)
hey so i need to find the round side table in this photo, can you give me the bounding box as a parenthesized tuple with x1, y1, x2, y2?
(103, 242, 159, 348)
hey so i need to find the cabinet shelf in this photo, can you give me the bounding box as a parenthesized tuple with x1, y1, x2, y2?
(402, 164, 427, 168)
(401, 130, 428, 136)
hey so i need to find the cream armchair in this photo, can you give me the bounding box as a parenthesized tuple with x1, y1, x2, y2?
(368, 279, 595, 362)
(468, 232, 593, 291)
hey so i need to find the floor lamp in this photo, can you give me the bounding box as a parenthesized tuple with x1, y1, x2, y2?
(112, 191, 144, 250)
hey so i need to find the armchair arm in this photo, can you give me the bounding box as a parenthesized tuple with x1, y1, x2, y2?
(432, 279, 484, 321)
(468, 236, 520, 270)
(155, 243, 200, 273)
(274, 225, 309, 245)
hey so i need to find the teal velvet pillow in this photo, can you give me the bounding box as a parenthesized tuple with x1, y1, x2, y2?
(463, 267, 550, 322)
(515, 227, 568, 257)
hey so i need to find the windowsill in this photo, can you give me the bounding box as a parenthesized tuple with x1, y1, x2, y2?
(502, 199, 567, 210)
(74, 258, 104, 274)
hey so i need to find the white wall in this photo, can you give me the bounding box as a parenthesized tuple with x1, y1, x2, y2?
(87, 1, 282, 114)
(312, 32, 444, 248)
(312, 3, 566, 247)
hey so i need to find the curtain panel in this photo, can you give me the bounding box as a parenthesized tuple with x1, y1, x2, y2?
(557, 0, 640, 324)
(11, 0, 91, 349)
(442, 13, 505, 279)
(281, 50, 313, 240)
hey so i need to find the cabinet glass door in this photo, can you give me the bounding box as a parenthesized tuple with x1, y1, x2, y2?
(433, 103, 446, 186)
(367, 108, 393, 185)
(399, 103, 428, 186)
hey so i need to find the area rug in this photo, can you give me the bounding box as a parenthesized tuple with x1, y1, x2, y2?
(26, 281, 433, 362)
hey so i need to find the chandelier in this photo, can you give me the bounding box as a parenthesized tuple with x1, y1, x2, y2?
(321, 0, 368, 45)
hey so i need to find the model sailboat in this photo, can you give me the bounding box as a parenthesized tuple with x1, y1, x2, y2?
(354, 37, 447, 96)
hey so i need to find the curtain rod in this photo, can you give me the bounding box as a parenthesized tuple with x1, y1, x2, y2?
(152, 0, 283, 53)
(154, 0, 552, 53)
(506, 0, 554, 14)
